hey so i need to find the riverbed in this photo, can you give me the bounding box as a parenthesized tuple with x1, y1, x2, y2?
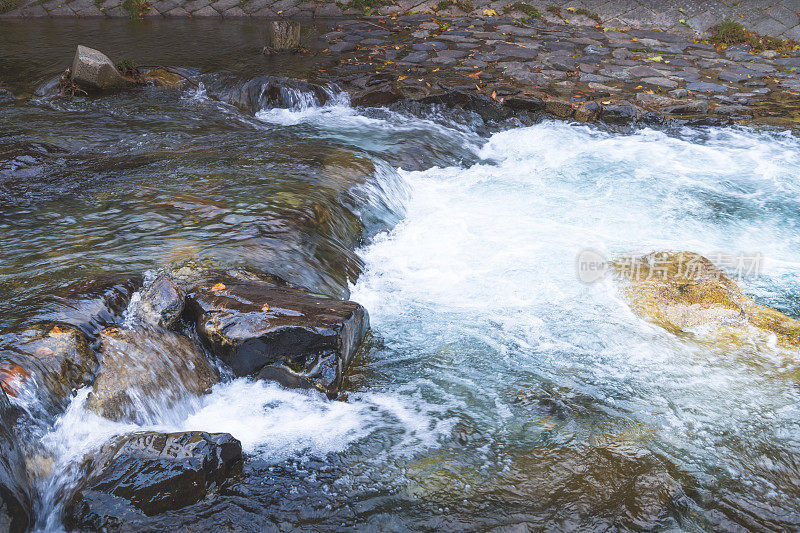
(2, 20, 800, 532)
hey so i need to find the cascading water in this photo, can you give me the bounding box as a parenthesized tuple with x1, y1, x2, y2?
(3, 22, 800, 531)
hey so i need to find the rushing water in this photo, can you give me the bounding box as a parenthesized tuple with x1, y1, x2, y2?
(2, 20, 800, 532)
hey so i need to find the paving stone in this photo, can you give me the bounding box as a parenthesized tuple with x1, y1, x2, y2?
(330, 41, 356, 52)
(494, 43, 538, 59)
(686, 81, 729, 93)
(640, 76, 678, 88)
(183, 0, 210, 11)
(211, 0, 239, 10)
(718, 69, 751, 83)
(162, 5, 189, 16)
(193, 5, 219, 15)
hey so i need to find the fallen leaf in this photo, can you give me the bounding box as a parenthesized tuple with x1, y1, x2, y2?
(467, 71, 482, 78)
(49, 325, 63, 337)
(398, 75, 407, 80)
(261, 303, 270, 311)
(211, 283, 226, 292)
(0, 363, 29, 397)
(649, 55, 664, 62)
(482, 8, 497, 16)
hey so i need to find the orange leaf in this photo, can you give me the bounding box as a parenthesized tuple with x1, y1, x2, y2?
(49, 325, 63, 337)
(211, 283, 226, 292)
(0, 363, 29, 398)
(261, 302, 270, 312)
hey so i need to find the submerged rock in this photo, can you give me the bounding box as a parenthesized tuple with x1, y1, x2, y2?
(65, 431, 241, 530)
(86, 327, 218, 422)
(70, 45, 135, 92)
(185, 273, 369, 397)
(492, 443, 683, 530)
(0, 322, 95, 414)
(141, 68, 185, 89)
(612, 251, 800, 349)
(264, 20, 301, 52)
(0, 388, 34, 533)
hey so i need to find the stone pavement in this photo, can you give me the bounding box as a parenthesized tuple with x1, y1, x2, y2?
(3, 0, 800, 42)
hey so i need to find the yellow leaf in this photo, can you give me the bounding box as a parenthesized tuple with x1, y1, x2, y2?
(649, 55, 664, 62)
(211, 283, 226, 292)
(261, 302, 270, 311)
(482, 8, 497, 15)
(398, 75, 407, 80)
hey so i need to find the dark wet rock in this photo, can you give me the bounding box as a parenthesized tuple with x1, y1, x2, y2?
(0, 322, 95, 414)
(329, 41, 356, 53)
(65, 431, 241, 530)
(640, 77, 678, 89)
(0, 388, 33, 533)
(265, 21, 301, 52)
(70, 45, 135, 92)
(351, 83, 403, 107)
(399, 51, 428, 63)
(412, 42, 447, 51)
(222, 75, 330, 114)
(417, 91, 512, 122)
(599, 101, 642, 124)
(686, 81, 729, 93)
(46, 274, 142, 337)
(503, 95, 544, 112)
(185, 273, 368, 397)
(86, 327, 218, 422)
(718, 69, 751, 83)
(662, 100, 710, 115)
(494, 43, 538, 59)
(135, 274, 184, 329)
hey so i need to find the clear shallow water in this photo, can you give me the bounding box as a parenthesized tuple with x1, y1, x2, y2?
(2, 20, 800, 532)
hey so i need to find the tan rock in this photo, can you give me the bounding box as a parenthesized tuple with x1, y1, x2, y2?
(612, 251, 800, 350)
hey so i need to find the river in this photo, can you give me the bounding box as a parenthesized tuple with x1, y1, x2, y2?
(2, 19, 800, 532)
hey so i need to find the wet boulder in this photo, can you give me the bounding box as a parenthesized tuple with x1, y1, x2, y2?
(0, 388, 34, 533)
(0, 322, 95, 414)
(86, 327, 218, 423)
(65, 431, 241, 530)
(70, 45, 136, 92)
(185, 273, 369, 397)
(45, 274, 142, 336)
(264, 21, 301, 53)
(132, 274, 184, 329)
(417, 91, 513, 123)
(351, 83, 403, 107)
(612, 251, 800, 350)
(222, 75, 331, 115)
